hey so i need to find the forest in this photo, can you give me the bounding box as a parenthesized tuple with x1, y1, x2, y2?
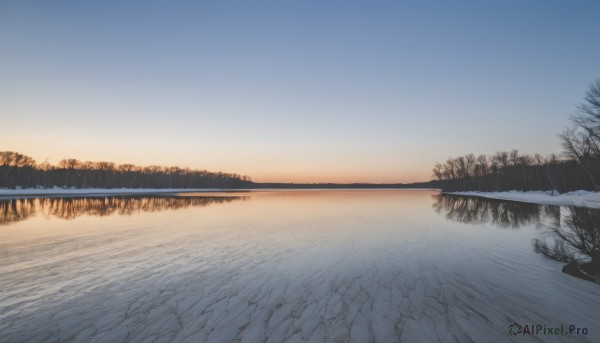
(432, 79, 600, 193)
(0, 152, 433, 190)
(0, 152, 252, 189)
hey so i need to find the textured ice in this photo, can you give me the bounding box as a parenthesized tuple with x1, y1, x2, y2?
(1, 190, 599, 342)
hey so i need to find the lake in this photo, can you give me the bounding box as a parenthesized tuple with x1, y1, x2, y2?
(1, 190, 599, 342)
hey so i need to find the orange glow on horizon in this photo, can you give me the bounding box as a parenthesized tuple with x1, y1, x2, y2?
(250, 171, 430, 184)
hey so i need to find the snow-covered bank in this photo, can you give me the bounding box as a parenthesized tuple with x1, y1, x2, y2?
(448, 190, 600, 209)
(0, 188, 436, 199)
(0, 188, 245, 198)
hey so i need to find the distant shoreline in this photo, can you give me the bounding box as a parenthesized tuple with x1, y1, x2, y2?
(0, 187, 439, 199)
(446, 190, 600, 209)
(0, 188, 245, 199)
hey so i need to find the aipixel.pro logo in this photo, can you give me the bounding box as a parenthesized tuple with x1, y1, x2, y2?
(509, 321, 588, 336)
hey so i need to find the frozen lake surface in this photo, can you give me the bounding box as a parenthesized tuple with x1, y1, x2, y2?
(1, 190, 599, 342)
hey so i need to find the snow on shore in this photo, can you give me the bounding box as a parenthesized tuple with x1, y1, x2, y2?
(0, 188, 434, 198)
(0, 188, 240, 198)
(448, 190, 600, 209)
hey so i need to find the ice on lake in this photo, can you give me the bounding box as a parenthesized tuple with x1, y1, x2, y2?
(1, 190, 599, 342)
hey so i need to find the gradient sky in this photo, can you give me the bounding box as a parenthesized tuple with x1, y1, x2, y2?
(2, 1, 600, 183)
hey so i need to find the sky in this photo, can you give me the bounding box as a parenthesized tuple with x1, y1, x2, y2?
(1, 1, 600, 183)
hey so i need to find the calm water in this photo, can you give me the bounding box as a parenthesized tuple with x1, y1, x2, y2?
(1, 190, 599, 342)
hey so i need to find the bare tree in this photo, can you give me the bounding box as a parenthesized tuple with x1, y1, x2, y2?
(560, 127, 597, 190)
(571, 79, 600, 155)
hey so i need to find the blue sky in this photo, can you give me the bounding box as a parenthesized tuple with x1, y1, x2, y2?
(1, 1, 599, 182)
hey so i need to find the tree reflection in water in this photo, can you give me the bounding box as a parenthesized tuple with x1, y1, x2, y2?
(433, 194, 600, 284)
(0, 195, 246, 225)
(432, 194, 559, 228)
(533, 207, 600, 283)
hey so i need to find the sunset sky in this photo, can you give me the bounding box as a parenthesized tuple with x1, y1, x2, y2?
(2, 1, 600, 183)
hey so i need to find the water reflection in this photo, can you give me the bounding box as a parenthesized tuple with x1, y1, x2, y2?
(0, 195, 246, 225)
(3, 190, 600, 342)
(433, 194, 600, 284)
(432, 194, 559, 228)
(533, 207, 600, 283)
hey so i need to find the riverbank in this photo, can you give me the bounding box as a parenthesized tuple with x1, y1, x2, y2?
(0, 188, 435, 199)
(0, 188, 247, 199)
(447, 190, 600, 209)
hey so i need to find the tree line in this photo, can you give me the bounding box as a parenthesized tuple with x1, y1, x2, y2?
(432, 79, 600, 192)
(0, 152, 252, 189)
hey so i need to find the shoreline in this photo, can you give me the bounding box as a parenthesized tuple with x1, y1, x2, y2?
(0, 188, 248, 199)
(0, 188, 438, 199)
(446, 190, 600, 209)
